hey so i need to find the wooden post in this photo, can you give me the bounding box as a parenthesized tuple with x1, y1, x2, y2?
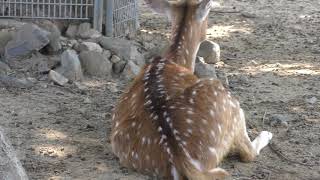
(105, 0, 114, 37)
(93, 0, 103, 32)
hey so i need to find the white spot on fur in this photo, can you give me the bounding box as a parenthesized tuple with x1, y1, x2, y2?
(187, 110, 194, 115)
(189, 158, 203, 171)
(171, 166, 179, 180)
(131, 122, 136, 127)
(218, 124, 222, 133)
(186, 118, 193, 124)
(211, 130, 215, 137)
(201, 119, 208, 124)
(210, 110, 215, 117)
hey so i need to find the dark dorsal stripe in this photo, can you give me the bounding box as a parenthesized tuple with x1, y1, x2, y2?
(144, 57, 174, 141)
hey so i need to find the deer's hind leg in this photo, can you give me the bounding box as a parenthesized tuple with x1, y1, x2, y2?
(234, 108, 273, 162)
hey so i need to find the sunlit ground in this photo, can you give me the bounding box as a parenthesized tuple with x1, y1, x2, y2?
(207, 25, 252, 38)
(239, 62, 320, 76)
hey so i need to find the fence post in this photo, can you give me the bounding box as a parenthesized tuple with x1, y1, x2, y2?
(93, 0, 103, 32)
(105, 0, 114, 37)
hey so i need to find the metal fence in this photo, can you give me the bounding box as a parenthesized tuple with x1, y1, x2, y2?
(0, 0, 139, 37)
(0, 0, 94, 19)
(106, 0, 139, 37)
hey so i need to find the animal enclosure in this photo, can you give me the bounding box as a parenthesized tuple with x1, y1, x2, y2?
(0, 0, 94, 19)
(0, 0, 139, 37)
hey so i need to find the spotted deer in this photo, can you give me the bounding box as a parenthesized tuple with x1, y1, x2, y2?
(110, 0, 273, 179)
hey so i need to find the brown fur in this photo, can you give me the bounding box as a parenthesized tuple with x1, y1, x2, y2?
(110, 1, 271, 180)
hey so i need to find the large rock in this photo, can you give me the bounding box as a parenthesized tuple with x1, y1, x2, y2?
(0, 61, 11, 75)
(0, 19, 25, 29)
(0, 31, 14, 55)
(0, 128, 29, 180)
(75, 42, 103, 53)
(37, 20, 61, 52)
(77, 23, 90, 37)
(197, 40, 220, 64)
(79, 51, 112, 77)
(65, 24, 78, 38)
(122, 61, 141, 80)
(5, 24, 50, 60)
(113, 60, 127, 74)
(194, 57, 217, 78)
(56, 50, 83, 81)
(77, 23, 101, 39)
(99, 37, 145, 66)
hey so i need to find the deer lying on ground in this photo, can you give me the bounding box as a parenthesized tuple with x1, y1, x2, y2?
(110, 0, 273, 179)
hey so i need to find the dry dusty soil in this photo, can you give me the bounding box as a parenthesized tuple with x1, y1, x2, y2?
(0, 0, 319, 179)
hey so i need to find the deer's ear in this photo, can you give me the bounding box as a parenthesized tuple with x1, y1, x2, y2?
(144, 0, 171, 14)
(195, 0, 219, 22)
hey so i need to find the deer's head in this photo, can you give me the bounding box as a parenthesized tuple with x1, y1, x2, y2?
(145, 0, 219, 42)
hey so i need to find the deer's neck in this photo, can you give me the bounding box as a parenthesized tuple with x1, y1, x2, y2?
(165, 11, 203, 72)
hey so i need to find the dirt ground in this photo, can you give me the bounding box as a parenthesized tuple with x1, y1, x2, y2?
(0, 0, 319, 179)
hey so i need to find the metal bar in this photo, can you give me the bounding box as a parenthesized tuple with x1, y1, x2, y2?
(80, 0, 83, 18)
(105, 0, 114, 37)
(75, 0, 78, 19)
(93, 0, 103, 32)
(8, 0, 11, 16)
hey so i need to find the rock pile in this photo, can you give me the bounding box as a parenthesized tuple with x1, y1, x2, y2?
(0, 20, 222, 88)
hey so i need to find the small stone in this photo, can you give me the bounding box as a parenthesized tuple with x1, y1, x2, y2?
(110, 55, 121, 64)
(68, 39, 78, 48)
(306, 97, 317, 104)
(197, 40, 220, 64)
(83, 97, 92, 104)
(48, 70, 69, 86)
(241, 12, 257, 18)
(37, 60, 50, 73)
(122, 61, 140, 80)
(194, 57, 217, 78)
(113, 60, 127, 74)
(216, 69, 229, 87)
(57, 50, 83, 81)
(65, 24, 78, 38)
(238, 75, 249, 84)
(269, 114, 289, 128)
(86, 124, 94, 129)
(102, 50, 112, 59)
(79, 51, 112, 77)
(250, 60, 258, 65)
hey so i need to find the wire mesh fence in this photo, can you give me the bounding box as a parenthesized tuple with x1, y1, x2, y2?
(112, 0, 138, 37)
(105, 0, 138, 37)
(0, 0, 94, 19)
(0, 0, 139, 37)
